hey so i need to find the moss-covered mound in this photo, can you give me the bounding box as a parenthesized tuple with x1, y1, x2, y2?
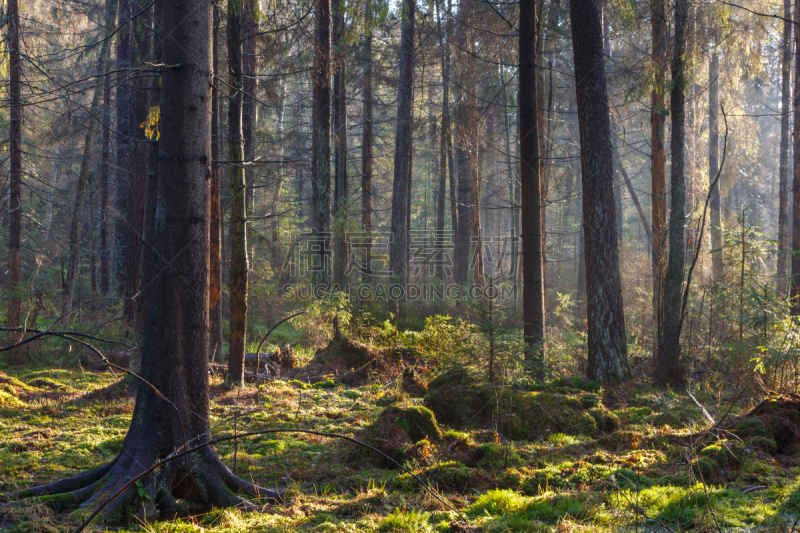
(423, 368, 607, 439)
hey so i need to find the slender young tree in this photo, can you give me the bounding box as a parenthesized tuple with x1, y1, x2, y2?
(389, 0, 416, 287)
(312, 0, 333, 290)
(227, 0, 248, 385)
(778, 0, 792, 295)
(519, 0, 545, 372)
(568, 0, 629, 382)
(6, 0, 22, 328)
(655, 0, 688, 385)
(333, 0, 348, 288)
(709, 50, 723, 282)
(99, 5, 115, 296)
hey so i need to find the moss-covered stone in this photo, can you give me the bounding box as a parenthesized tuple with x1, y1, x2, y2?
(730, 418, 768, 439)
(743, 435, 776, 452)
(690, 457, 719, 479)
(698, 440, 739, 466)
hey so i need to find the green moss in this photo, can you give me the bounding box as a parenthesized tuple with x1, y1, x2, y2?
(550, 377, 601, 393)
(744, 435, 776, 451)
(690, 457, 719, 479)
(474, 443, 523, 469)
(730, 418, 768, 439)
(468, 489, 530, 516)
(0, 390, 25, 409)
(420, 461, 479, 492)
(288, 379, 310, 389)
(377, 509, 432, 533)
(312, 378, 337, 389)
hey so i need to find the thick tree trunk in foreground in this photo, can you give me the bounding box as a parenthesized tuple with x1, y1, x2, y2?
(333, 0, 348, 288)
(709, 51, 723, 282)
(568, 0, 629, 382)
(389, 0, 415, 288)
(520, 0, 545, 373)
(7, 0, 22, 328)
(778, 0, 792, 296)
(63, 33, 113, 315)
(13, 0, 279, 518)
(228, 0, 248, 385)
(312, 0, 332, 289)
(655, 0, 688, 385)
(651, 0, 668, 350)
(436, 0, 449, 267)
(99, 6, 114, 296)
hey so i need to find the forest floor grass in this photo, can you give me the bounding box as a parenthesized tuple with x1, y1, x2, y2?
(1, 362, 799, 532)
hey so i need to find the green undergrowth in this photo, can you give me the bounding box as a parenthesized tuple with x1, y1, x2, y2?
(1, 366, 799, 532)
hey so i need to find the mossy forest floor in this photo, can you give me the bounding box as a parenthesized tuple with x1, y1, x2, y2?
(2, 361, 800, 532)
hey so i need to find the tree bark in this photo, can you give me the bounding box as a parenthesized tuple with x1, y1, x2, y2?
(312, 0, 332, 289)
(228, 0, 248, 385)
(62, 28, 113, 316)
(651, 0, 668, 351)
(568, 0, 629, 382)
(778, 0, 792, 296)
(389, 0, 416, 288)
(6, 0, 22, 328)
(655, 0, 688, 386)
(709, 51, 723, 282)
(520, 0, 545, 372)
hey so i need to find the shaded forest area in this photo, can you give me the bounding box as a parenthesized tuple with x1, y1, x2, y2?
(3, 0, 800, 531)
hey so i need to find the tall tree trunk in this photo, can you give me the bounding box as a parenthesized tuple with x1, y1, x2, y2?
(454, 0, 474, 285)
(99, 5, 116, 296)
(435, 0, 448, 256)
(114, 0, 132, 294)
(6, 0, 22, 327)
(227, 0, 248, 385)
(209, 9, 223, 358)
(709, 51, 723, 282)
(313, 0, 332, 289)
(361, 0, 373, 282)
(271, 81, 287, 250)
(389, 0, 416, 288)
(655, 0, 688, 385)
(135, 0, 162, 359)
(651, 0, 668, 351)
(242, 0, 258, 216)
(793, 0, 800, 314)
(62, 30, 113, 315)
(123, 0, 152, 322)
(778, 0, 792, 296)
(333, 0, 348, 288)
(569, 0, 629, 382)
(520, 0, 545, 372)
